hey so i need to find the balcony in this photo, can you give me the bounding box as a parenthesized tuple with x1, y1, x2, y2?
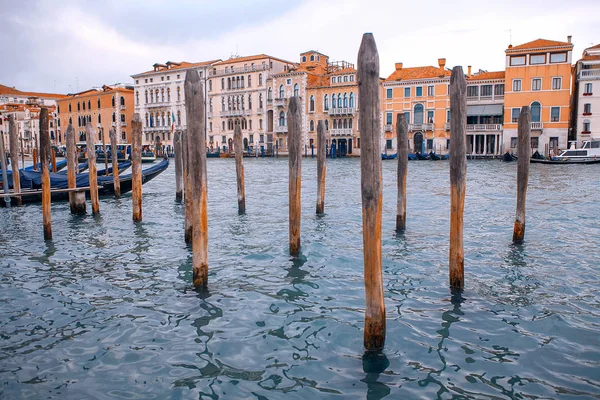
(275, 125, 287, 133)
(467, 95, 504, 103)
(220, 109, 251, 117)
(581, 131, 591, 135)
(444, 123, 451, 130)
(256, 108, 264, 114)
(531, 122, 543, 130)
(408, 123, 433, 132)
(330, 128, 353, 136)
(580, 70, 600, 79)
(144, 126, 169, 132)
(329, 107, 355, 116)
(384, 124, 393, 132)
(274, 98, 287, 107)
(209, 63, 270, 77)
(466, 124, 502, 131)
(145, 101, 171, 108)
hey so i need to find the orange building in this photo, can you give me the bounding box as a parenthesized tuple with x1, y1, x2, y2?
(56, 84, 134, 146)
(503, 38, 574, 155)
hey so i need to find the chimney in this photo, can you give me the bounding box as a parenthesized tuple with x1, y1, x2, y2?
(395, 62, 403, 71)
(567, 35, 572, 44)
(438, 58, 446, 71)
(467, 65, 472, 76)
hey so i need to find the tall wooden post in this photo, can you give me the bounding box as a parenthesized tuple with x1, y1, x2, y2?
(174, 131, 183, 202)
(66, 124, 85, 214)
(51, 149, 57, 172)
(288, 97, 302, 255)
(34, 134, 39, 169)
(33, 147, 38, 171)
(396, 113, 408, 231)
(358, 33, 385, 350)
(39, 108, 52, 239)
(109, 128, 121, 198)
(131, 114, 143, 222)
(0, 131, 10, 208)
(86, 124, 100, 215)
(182, 129, 192, 244)
(20, 137, 25, 170)
(9, 116, 22, 205)
(185, 70, 209, 287)
(449, 66, 467, 290)
(234, 124, 246, 214)
(101, 129, 108, 176)
(513, 106, 531, 243)
(316, 120, 327, 214)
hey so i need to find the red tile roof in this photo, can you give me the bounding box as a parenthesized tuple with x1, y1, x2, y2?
(133, 60, 221, 77)
(385, 66, 451, 82)
(0, 83, 67, 99)
(468, 71, 505, 81)
(213, 54, 293, 66)
(330, 67, 356, 76)
(506, 38, 572, 52)
(582, 54, 600, 61)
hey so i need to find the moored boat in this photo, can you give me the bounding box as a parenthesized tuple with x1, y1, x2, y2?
(530, 140, 600, 164)
(381, 153, 397, 160)
(503, 151, 517, 162)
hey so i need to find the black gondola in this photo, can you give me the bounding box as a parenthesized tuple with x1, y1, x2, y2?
(502, 152, 517, 162)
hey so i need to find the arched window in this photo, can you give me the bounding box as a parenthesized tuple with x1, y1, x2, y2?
(69, 116, 72, 124)
(349, 93, 355, 108)
(155, 89, 159, 102)
(343, 93, 348, 108)
(349, 119, 353, 129)
(531, 101, 541, 122)
(69, 103, 72, 112)
(310, 55, 315, 61)
(241, 76, 244, 88)
(145, 90, 148, 103)
(333, 119, 337, 129)
(209, 99, 213, 113)
(332, 94, 336, 109)
(177, 110, 181, 125)
(310, 120, 314, 131)
(112, 96, 115, 107)
(162, 112, 166, 126)
(259, 119, 263, 130)
(248, 75, 252, 87)
(583, 119, 591, 132)
(324, 95, 329, 110)
(122, 132, 126, 141)
(82, 101, 85, 111)
(268, 87, 273, 100)
(88, 100, 91, 109)
(208, 80, 212, 91)
(77, 102, 80, 111)
(337, 93, 342, 108)
(259, 93, 263, 108)
(221, 97, 225, 111)
(414, 104, 424, 124)
(98, 114, 101, 123)
(279, 85, 284, 98)
(325, 120, 329, 130)
(177, 87, 181, 101)
(120, 96, 125, 106)
(343, 119, 348, 129)
(145, 113, 149, 127)
(248, 94, 252, 110)
(167, 88, 170, 102)
(161, 89, 164, 102)
(259, 74, 263, 86)
(279, 111, 286, 127)
(150, 91, 154, 103)
(293, 83, 299, 97)
(112, 112, 116, 123)
(309, 96, 315, 112)
(302, 56, 306, 62)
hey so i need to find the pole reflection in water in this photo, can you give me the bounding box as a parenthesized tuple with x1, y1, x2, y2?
(361, 350, 391, 400)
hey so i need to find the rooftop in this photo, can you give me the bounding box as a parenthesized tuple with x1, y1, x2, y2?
(385, 66, 451, 82)
(132, 60, 221, 77)
(213, 54, 293, 66)
(468, 71, 505, 81)
(0, 84, 67, 100)
(506, 38, 573, 53)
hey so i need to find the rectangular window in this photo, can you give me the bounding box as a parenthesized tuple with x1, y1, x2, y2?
(583, 120, 591, 132)
(467, 86, 479, 97)
(427, 110, 434, 124)
(481, 85, 493, 97)
(386, 112, 393, 124)
(386, 88, 392, 99)
(584, 103, 591, 114)
(550, 53, 567, 63)
(222, 135, 226, 143)
(249, 134, 254, 143)
(404, 111, 410, 124)
(167, 76, 170, 80)
(512, 108, 520, 123)
(426, 139, 433, 151)
(584, 83, 593, 95)
(551, 107, 560, 122)
(530, 54, 546, 65)
(552, 77, 562, 90)
(511, 137, 518, 148)
(404, 87, 410, 98)
(532, 78, 542, 91)
(494, 84, 504, 96)
(416, 86, 423, 97)
(531, 137, 539, 148)
(446, 110, 450, 123)
(512, 79, 522, 92)
(510, 56, 526, 66)
(427, 85, 434, 96)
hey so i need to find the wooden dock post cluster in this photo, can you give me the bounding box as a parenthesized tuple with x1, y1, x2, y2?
(86, 124, 100, 215)
(513, 106, 531, 243)
(316, 120, 327, 215)
(396, 114, 408, 231)
(131, 114, 143, 222)
(358, 33, 386, 351)
(110, 128, 121, 198)
(288, 97, 302, 255)
(8, 116, 22, 206)
(182, 129, 193, 244)
(449, 66, 467, 290)
(0, 126, 10, 207)
(184, 70, 209, 287)
(174, 131, 183, 202)
(39, 108, 52, 240)
(66, 124, 86, 214)
(234, 124, 246, 214)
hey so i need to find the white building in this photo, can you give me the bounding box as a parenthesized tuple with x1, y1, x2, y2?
(574, 44, 600, 144)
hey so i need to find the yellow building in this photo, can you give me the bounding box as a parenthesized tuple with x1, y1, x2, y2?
(503, 38, 574, 155)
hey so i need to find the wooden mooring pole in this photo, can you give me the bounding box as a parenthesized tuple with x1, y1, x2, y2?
(185, 70, 209, 287)
(396, 113, 408, 231)
(513, 106, 531, 243)
(316, 120, 327, 215)
(86, 124, 100, 215)
(131, 114, 143, 222)
(182, 129, 193, 244)
(0, 129, 10, 207)
(9, 116, 22, 206)
(449, 66, 467, 290)
(66, 124, 85, 214)
(288, 96, 302, 255)
(33, 147, 38, 171)
(51, 149, 57, 172)
(39, 108, 52, 239)
(358, 33, 385, 350)
(234, 124, 246, 214)
(109, 128, 121, 198)
(174, 131, 183, 202)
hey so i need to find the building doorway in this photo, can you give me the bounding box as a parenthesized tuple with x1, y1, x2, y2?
(413, 132, 424, 153)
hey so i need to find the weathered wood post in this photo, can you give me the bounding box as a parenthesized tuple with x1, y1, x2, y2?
(513, 106, 531, 243)
(131, 114, 143, 222)
(0, 131, 10, 207)
(86, 123, 100, 215)
(20, 137, 25, 170)
(9, 116, 22, 206)
(102, 129, 109, 176)
(288, 96, 302, 255)
(109, 128, 121, 198)
(66, 124, 85, 214)
(449, 66, 467, 290)
(316, 120, 327, 214)
(32, 147, 38, 171)
(39, 108, 52, 239)
(234, 124, 246, 214)
(182, 129, 193, 243)
(185, 70, 209, 287)
(396, 113, 408, 231)
(358, 33, 386, 350)
(51, 148, 57, 172)
(174, 131, 183, 202)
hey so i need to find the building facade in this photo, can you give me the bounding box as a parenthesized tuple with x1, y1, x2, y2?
(56, 84, 134, 146)
(572, 43, 600, 144)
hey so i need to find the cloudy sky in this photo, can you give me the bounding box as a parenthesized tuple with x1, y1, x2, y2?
(2, 0, 599, 94)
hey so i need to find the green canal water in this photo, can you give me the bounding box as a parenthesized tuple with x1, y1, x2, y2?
(1, 158, 599, 399)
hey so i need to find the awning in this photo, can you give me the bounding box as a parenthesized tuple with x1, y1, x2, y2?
(467, 104, 503, 116)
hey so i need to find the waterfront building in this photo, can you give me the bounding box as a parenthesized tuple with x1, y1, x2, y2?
(208, 55, 294, 154)
(572, 43, 600, 144)
(503, 38, 574, 155)
(131, 60, 220, 153)
(56, 84, 134, 148)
